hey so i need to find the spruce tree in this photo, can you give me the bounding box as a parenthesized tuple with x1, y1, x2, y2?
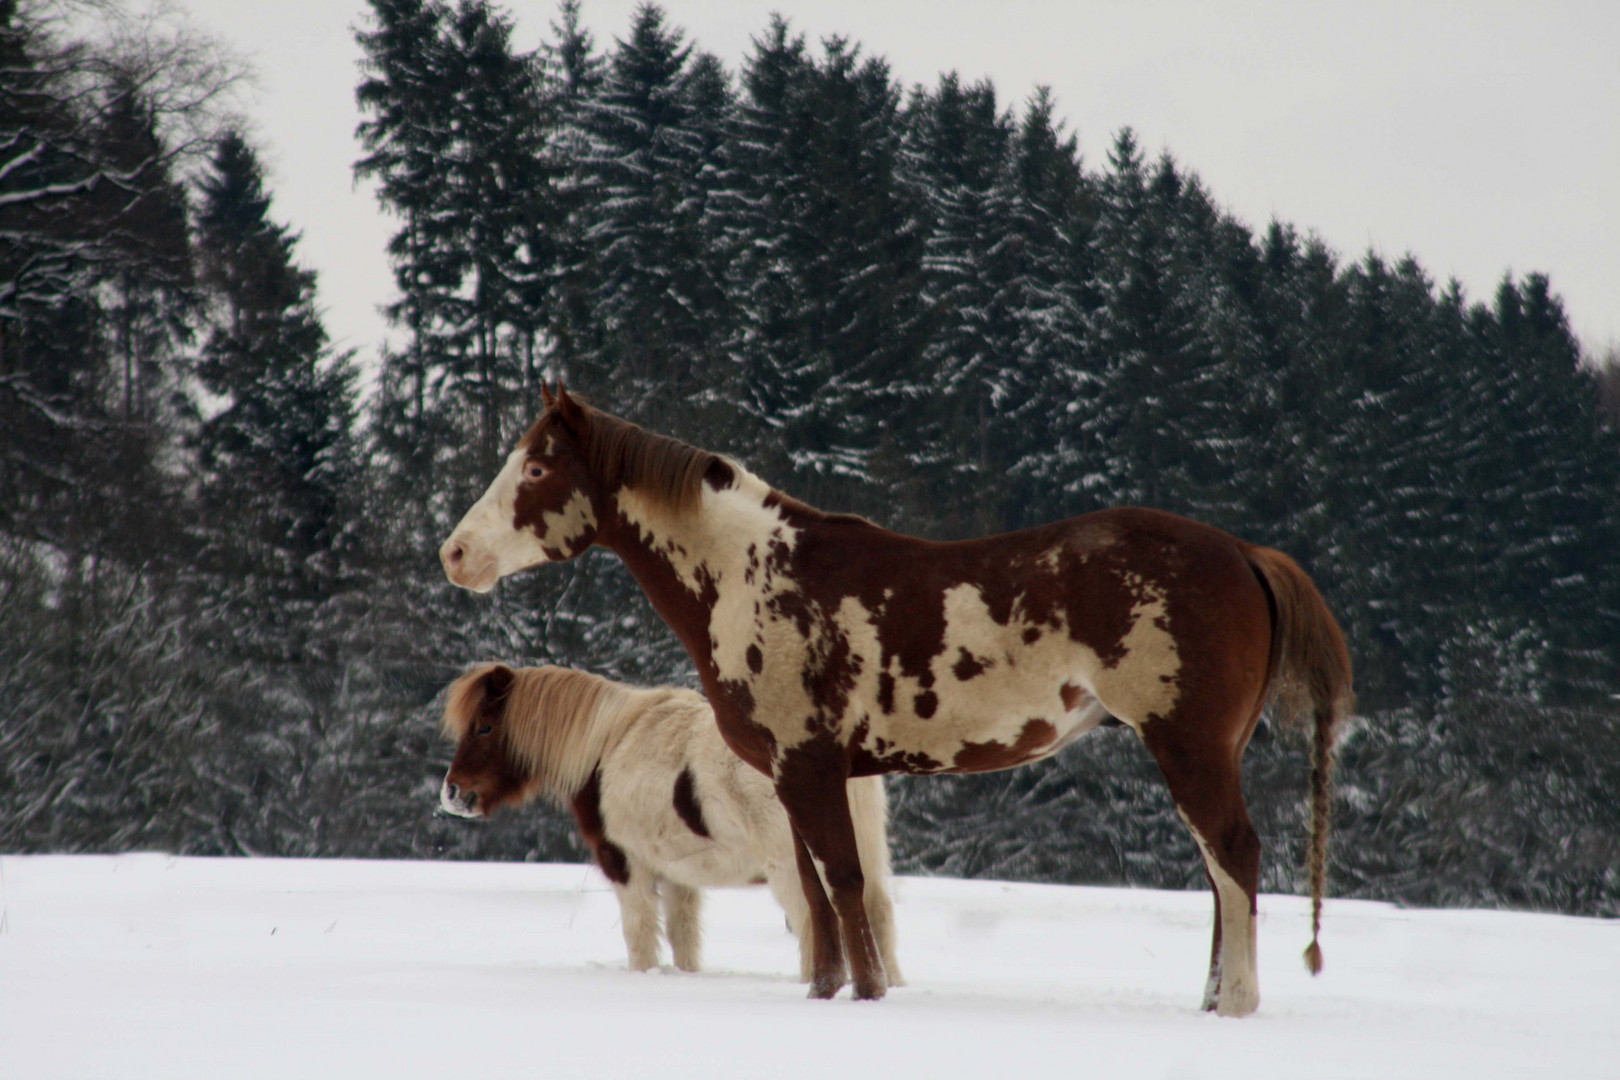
(569, 3, 733, 429)
(725, 20, 929, 519)
(190, 131, 359, 658)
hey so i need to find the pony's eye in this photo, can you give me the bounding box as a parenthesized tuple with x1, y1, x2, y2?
(523, 461, 545, 482)
(476, 724, 494, 736)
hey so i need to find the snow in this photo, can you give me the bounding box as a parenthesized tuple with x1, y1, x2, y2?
(1, 854, 1615, 1079)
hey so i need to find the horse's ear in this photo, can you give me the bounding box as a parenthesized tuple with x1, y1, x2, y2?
(540, 383, 556, 408)
(554, 384, 584, 426)
(482, 664, 516, 703)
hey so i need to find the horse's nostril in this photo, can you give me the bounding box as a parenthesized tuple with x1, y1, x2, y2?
(464, 790, 479, 809)
(446, 782, 459, 801)
(447, 542, 464, 567)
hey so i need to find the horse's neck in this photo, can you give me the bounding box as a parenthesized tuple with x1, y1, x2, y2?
(604, 469, 807, 655)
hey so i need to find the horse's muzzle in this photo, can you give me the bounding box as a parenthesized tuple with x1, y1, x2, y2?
(439, 535, 498, 593)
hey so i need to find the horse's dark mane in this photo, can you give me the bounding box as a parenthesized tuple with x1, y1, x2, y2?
(570, 404, 721, 515)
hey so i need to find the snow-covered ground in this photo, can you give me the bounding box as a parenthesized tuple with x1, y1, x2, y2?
(1, 854, 1613, 1079)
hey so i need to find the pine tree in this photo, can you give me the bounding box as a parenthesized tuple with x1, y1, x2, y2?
(998, 88, 1095, 531)
(725, 20, 929, 519)
(190, 131, 359, 657)
(903, 73, 1019, 535)
(568, 3, 734, 430)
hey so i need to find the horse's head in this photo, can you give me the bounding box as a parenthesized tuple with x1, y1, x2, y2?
(439, 664, 543, 818)
(441, 384, 602, 593)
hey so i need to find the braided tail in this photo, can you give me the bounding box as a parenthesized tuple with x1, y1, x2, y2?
(1245, 546, 1353, 976)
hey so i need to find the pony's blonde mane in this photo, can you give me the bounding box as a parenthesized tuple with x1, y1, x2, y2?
(442, 663, 676, 798)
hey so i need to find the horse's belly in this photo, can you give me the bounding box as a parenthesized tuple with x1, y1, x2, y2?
(857, 690, 1110, 776)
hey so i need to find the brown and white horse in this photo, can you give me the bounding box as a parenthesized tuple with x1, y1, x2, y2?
(440, 386, 1352, 1015)
(439, 662, 901, 982)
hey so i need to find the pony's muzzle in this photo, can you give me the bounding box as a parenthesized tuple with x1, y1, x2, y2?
(439, 779, 482, 818)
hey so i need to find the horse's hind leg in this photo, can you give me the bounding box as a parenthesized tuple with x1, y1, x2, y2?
(662, 882, 702, 972)
(1147, 731, 1262, 1017)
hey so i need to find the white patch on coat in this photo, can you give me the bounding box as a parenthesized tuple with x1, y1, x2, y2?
(822, 580, 1183, 772)
(1090, 589, 1181, 725)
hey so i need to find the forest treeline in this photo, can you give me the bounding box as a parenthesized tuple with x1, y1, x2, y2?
(3, 0, 1617, 915)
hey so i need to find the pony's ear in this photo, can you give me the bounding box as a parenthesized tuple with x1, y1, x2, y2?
(540, 383, 556, 408)
(482, 664, 516, 703)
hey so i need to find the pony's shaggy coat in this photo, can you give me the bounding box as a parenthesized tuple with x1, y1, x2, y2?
(439, 663, 901, 981)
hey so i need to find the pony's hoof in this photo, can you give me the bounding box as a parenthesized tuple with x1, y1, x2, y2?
(852, 977, 888, 1001)
(807, 974, 844, 999)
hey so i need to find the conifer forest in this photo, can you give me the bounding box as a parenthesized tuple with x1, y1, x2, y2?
(4, 0, 1618, 916)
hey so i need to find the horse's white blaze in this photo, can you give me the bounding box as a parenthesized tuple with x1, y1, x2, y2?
(442, 450, 602, 591)
(441, 447, 549, 591)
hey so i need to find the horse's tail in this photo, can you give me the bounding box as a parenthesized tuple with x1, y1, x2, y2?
(1245, 545, 1354, 977)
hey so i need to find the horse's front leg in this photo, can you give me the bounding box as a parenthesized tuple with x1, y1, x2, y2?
(777, 747, 888, 1001)
(789, 823, 847, 997)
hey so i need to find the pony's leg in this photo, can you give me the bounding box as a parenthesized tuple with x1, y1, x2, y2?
(790, 823, 848, 998)
(1150, 738, 1262, 1017)
(764, 863, 816, 982)
(613, 863, 661, 972)
(778, 765, 887, 1001)
(861, 875, 903, 988)
(662, 882, 703, 973)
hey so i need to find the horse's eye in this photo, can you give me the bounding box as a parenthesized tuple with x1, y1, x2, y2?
(476, 724, 494, 736)
(523, 461, 545, 482)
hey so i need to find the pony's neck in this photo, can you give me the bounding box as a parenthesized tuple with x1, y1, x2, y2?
(522, 678, 645, 800)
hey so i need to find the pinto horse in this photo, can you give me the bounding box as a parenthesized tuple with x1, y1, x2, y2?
(440, 386, 1352, 1016)
(438, 662, 900, 981)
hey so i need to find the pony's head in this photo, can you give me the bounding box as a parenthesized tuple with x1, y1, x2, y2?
(440, 384, 722, 593)
(438, 662, 628, 818)
(439, 663, 543, 818)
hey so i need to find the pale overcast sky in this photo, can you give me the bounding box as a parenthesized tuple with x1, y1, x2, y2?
(168, 0, 1619, 373)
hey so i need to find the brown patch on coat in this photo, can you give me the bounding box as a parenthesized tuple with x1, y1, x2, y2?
(571, 768, 630, 885)
(952, 647, 991, 680)
(672, 766, 711, 838)
(951, 719, 1060, 772)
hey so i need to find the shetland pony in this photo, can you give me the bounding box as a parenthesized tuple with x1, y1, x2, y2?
(439, 387, 1352, 1014)
(438, 662, 901, 982)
